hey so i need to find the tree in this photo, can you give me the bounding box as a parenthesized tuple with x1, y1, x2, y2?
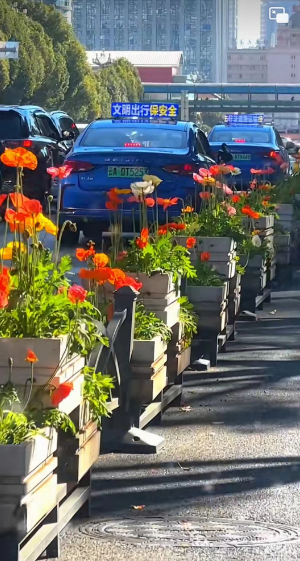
(0, 0, 143, 120)
(197, 111, 224, 132)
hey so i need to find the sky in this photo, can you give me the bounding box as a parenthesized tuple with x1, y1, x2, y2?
(238, 0, 261, 44)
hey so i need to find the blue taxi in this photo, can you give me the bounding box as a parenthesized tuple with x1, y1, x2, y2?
(209, 115, 290, 187)
(59, 103, 215, 243)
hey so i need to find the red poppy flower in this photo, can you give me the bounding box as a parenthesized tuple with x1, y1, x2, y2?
(107, 189, 123, 204)
(200, 252, 210, 262)
(251, 168, 275, 176)
(232, 195, 241, 203)
(26, 350, 38, 363)
(200, 191, 211, 200)
(0, 291, 8, 308)
(145, 197, 155, 207)
(47, 165, 72, 179)
(23, 199, 42, 216)
(135, 228, 149, 249)
(0, 194, 8, 207)
(51, 382, 74, 407)
(209, 165, 221, 176)
(105, 201, 119, 211)
(67, 284, 87, 304)
(157, 197, 179, 211)
(75, 246, 95, 261)
(186, 237, 196, 249)
(115, 276, 143, 291)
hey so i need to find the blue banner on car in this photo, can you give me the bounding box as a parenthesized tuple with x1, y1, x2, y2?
(111, 102, 179, 119)
(225, 114, 264, 125)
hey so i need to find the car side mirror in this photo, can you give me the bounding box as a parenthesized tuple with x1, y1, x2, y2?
(286, 141, 296, 151)
(61, 130, 75, 141)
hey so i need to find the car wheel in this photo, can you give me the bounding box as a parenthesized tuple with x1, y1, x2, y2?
(59, 226, 80, 246)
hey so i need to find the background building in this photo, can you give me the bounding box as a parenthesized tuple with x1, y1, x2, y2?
(43, 0, 72, 23)
(72, 0, 237, 82)
(228, 9, 300, 130)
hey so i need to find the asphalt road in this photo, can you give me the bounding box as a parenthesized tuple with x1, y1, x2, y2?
(59, 296, 300, 561)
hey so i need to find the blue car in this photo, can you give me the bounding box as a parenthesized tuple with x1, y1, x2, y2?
(208, 124, 290, 188)
(59, 119, 215, 243)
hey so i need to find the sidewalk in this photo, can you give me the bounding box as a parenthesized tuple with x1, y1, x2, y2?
(60, 296, 300, 561)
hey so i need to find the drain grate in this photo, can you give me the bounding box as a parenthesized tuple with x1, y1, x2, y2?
(78, 516, 300, 548)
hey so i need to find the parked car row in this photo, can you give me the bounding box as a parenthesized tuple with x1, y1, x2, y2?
(0, 105, 80, 201)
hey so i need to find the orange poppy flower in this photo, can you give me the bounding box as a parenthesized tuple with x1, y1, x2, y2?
(0, 147, 37, 170)
(93, 253, 109, 268)
(25, 349, 38, 363)
(51, 382, 74, 407)
(182, 206, 194, 213)
(107, 268, 126, 285)
(76, 246, 95, 262)
(107, 189, 123, 204)
(115, 276, 143, 291)
(186, 237, 196, 249)
(145, 197, 155, 207)
(200, 252, 210, 262)
(232, 195, 241, 203)
(9, 193, 30, 209)
(135, 228, 149, 249)
(157, 197, 179, 211)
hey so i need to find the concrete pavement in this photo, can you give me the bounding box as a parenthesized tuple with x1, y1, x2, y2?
(57, 295, 300, 561)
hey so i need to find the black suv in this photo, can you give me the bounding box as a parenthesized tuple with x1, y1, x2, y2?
(0, 105, 75, 201)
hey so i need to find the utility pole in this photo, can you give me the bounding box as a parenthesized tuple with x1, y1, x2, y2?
(181, 92, 189, 121)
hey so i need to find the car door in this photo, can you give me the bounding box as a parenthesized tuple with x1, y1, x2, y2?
(34, 112, 66, 168)
(274, 128, 289, 167)
(194, 127, 216, 166)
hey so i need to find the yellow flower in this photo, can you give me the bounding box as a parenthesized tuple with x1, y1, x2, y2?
(143, 174, 163, 188)
(114, 188, 132, 195)
(0, 242, 26, 260)
(7, 241, 26, 251)
(40, 216, 58, 236)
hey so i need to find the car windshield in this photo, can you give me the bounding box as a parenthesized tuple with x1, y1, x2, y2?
(80, 127, 186, 149)
(0, 111, 25, 140)
(210, 128, 271, 144)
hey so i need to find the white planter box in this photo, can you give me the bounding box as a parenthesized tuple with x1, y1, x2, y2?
(177, 346, 191, 375)
(127, 272, 177, 297)
(0, 427, 57, 478)
(274, 234, 291, 248)
(153, 300, 180, 328)
(253, 215, 274, 230)
(277, 204, 294, 217)
(197, 237, 236, 253)
(132, 336, 167, 364)
(187, 283, 228, 304)
(0, 336, 70, 369)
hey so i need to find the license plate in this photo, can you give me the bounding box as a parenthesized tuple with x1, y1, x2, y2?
(232, 154, 251, 161)
(107, 166, 148, 178)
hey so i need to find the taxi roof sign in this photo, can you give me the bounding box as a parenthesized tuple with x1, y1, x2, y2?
(225, 114, 264, 125)
(111, 102, 179, 119)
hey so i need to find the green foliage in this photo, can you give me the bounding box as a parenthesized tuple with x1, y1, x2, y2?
(134, 301, 172, 343)
(125, 234, 196, 285)
(273, 174, 300, 204)
(83, 367, 115, 427)
(0, 251, 105, 357)
(188, 262, 224, 287)
(197, 111, 224, 131)
(0, 411, 40, 444)
(178, 296, 198, 348)
(0, 381, 20, 410)
(31, 408, 76, 436)
(0, 0, 143, 120)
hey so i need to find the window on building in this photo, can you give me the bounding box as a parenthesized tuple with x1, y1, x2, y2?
(238, 54, 243, 60)
(100, 0, 111, 48)
(114, 0, 125, 49)
(156, 0, 167, 50)
(260, 55, 266, 60)
(128, 0, 139, 49)
(142, 0, 153, 49)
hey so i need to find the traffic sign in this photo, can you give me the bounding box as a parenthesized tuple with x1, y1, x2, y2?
(225, 114, 264, 125)
(111, 102, 179, 119)
(0, 41, 19, 59)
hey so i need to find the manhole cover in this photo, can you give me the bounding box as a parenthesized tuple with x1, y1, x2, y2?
(79, 516, 300, 548)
